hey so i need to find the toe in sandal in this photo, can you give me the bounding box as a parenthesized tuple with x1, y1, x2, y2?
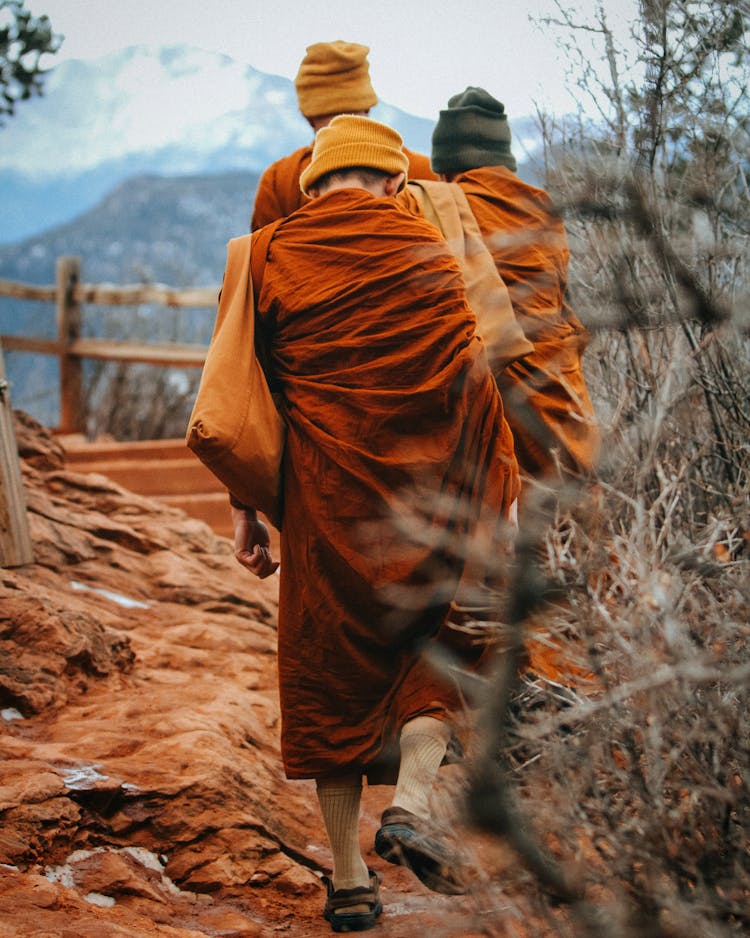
(322, 870, 383, 933)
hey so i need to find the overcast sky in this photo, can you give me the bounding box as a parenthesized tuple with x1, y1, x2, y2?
(36, 0, 639, 120)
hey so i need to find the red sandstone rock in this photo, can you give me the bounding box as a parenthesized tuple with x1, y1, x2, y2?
(0, 413, 522, 938)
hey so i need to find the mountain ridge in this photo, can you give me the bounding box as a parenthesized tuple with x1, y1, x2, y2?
(0, 170, 261, 426)
(1, 43, 460, 244)
(0, 43, 541, 426)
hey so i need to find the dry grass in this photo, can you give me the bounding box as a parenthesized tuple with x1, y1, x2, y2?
(483, 479, 749, 936)
(451, 176, 750, 934)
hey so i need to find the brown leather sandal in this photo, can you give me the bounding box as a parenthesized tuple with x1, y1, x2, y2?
(322, 869, 383, 933)
(374, 806, 467, 895)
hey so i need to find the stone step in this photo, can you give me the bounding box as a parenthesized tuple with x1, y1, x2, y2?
(158, 492, 234, 539)
(68, 456, 224, 496)
(60, 437, 237, 537)
(62, 436, 192, 464)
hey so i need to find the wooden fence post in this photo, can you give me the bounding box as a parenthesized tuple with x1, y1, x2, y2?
(57, 255, 83, 435)
(0, 342, 33, 567)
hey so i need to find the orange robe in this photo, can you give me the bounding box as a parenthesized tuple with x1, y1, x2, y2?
(255, 189, 518, 779)
(455, 167, 599, 477)
(251, 144, 436, 230)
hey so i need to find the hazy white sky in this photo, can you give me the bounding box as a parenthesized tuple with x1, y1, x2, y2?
(36, 0, 639, 120)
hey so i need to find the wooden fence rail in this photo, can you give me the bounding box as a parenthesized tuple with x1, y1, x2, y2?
(0, 256, 219, 434)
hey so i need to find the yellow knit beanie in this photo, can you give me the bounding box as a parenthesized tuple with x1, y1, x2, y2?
(299, 115, 409, 195)
(294, 40, 378, 119)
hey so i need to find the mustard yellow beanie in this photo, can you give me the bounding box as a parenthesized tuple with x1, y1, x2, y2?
(299, 115, 409, 194)
(294, 40, 378, 119)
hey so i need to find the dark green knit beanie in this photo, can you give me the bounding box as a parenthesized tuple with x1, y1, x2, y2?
(431, 86, 517, 174)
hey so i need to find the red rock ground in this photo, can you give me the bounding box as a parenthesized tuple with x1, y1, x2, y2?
(1, 414, 529, 938)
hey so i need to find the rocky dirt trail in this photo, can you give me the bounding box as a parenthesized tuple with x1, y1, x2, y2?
(1, 414, 522, 938)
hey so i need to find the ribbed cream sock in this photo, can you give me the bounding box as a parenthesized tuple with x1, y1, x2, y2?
(316, 775, 370, 892)
(392, 715, 451, 820)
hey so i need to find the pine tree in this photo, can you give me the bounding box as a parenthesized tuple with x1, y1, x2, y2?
(0, 0, 61, 123)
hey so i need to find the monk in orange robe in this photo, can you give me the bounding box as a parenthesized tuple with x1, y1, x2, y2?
(400, 88, 600, 693)
(233, 116, 518, 929)
(427, 87, 599, 480)
(250, 40, 436, 231)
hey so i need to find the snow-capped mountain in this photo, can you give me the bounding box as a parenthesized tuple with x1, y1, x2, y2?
(0, 44, 438, 244)
(3, 47, 305, 176)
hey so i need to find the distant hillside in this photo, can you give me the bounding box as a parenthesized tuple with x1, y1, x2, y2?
(0, 136, 540, 428)
(0, 170, 260, 288)
(0, 171, 259, 427)
(0, 44, 442, 244)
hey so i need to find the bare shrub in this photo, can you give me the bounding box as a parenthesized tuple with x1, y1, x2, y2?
(467, 481, 749, 937)
(447, 4, 750, 936)
(81, 298, 212, 441)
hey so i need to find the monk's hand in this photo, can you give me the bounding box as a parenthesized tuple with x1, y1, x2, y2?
(231, 505, 279, 579)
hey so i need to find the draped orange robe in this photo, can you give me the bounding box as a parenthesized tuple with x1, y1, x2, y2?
(454, 167, 599, 477)
(255, 189, 518, 779)
(251, 144, 436, 230)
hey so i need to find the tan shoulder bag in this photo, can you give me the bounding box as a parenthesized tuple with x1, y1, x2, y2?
(186, 223, 285, 529)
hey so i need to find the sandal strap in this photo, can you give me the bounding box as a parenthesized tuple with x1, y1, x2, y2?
(323, 871, 381, 914)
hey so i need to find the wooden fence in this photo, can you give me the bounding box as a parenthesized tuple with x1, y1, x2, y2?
(0, 257, 224, 563)
(0, 255, 218, 434)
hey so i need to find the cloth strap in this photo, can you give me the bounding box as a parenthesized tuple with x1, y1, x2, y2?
(250, 217, 284, 299)
(405, 179, 534, 372)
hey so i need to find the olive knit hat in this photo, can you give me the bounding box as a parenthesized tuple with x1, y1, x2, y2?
(299, 115, 409, 195)
(294, 40, 378, 119)
(431, 86, 517, 174)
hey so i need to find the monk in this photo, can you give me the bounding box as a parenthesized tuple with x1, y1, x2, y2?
(398, 88, 600, 692)
(233, 115, 519, 932)
(406, 86, 599, 480)
(250, 40, 436, 231)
